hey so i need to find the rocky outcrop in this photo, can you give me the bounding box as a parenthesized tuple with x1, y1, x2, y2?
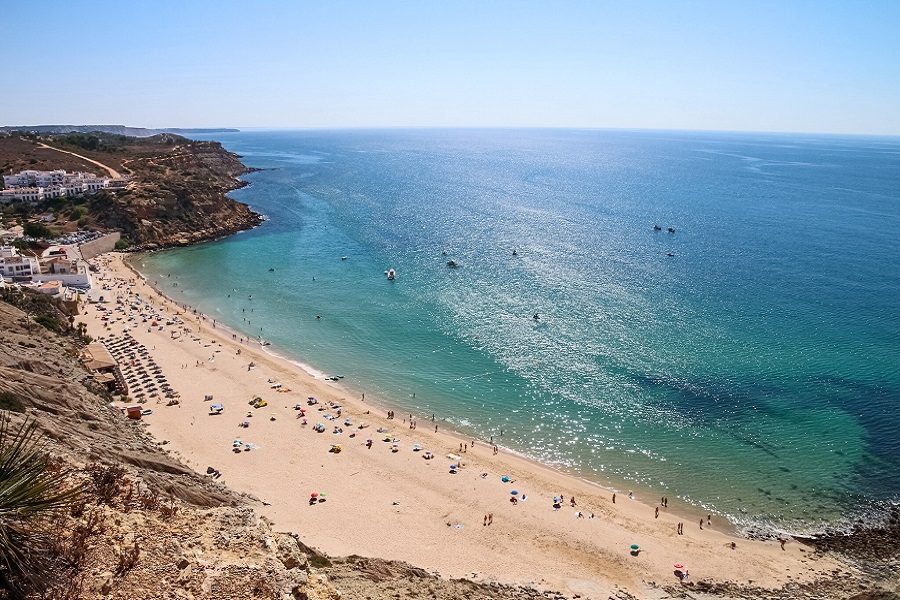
(89, 139, 263, 249)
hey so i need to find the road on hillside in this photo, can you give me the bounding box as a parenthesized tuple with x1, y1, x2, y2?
(35, 141, 121, 178)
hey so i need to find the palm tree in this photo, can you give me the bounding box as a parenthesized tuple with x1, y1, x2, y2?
(0, 413, 82, 594)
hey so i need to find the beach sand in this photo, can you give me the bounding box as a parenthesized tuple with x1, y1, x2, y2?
(81, 252, 851, 598)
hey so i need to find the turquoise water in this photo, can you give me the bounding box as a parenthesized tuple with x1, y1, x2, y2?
(141, 129, 900, 533)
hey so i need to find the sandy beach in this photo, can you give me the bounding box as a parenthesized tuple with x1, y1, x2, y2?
(80, 252, 852, 599)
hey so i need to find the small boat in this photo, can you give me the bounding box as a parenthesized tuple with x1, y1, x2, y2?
(386, 268, 396, 281)
(666, 252, 675, 257)
(341, 256, 347, 260)
(653, 224, 662, 231)
(667, 227, 676, 233)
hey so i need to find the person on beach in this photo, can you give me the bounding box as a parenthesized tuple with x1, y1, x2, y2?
(612, 493, 616, 504)
(488, 513, 493, 525)
(699, 518, 704, 530)
(435, 425, 438, 433)
(707, 514, 711, 527)
(655, 506, 659, 519)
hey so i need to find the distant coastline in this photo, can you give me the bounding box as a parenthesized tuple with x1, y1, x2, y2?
(0, 124, 240, 137)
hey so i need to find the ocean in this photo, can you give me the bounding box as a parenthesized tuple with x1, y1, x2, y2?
(139, 128, 900, 534)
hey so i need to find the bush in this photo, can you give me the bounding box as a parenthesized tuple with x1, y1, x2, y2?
(0, 392, 25, 413)
(23, 221, 52, 239)
(86, 464, 127, 505)
(0, 416, 82, 594)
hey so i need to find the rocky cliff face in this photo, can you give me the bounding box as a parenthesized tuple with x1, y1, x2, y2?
(90, 139, 263, 249)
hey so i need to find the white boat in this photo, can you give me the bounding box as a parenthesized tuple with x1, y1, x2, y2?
(386, 268, 396, 281)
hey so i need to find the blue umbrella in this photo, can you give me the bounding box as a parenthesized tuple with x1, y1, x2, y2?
(510, 490, 519, 495)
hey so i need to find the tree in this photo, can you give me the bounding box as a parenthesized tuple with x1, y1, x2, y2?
(22, 222, 51, 239)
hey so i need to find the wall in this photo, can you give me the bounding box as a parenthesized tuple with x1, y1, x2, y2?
(79, 232, 121, 260)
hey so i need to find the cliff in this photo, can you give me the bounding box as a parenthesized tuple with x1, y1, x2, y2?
(90, 138, 264, 249)
(0, 133, 263, 249)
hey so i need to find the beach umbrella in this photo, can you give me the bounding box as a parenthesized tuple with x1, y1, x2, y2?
(501, 475, 510, 483)
(510, 490, 519, 496)
(310, 491, 318, 498)
(553, 496, 560, 503)
(674, 563, 685, 570)
(630, 544, 640, 552)
(450, 464, 458, 469)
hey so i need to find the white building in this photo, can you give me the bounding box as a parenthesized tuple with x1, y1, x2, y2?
(34, 245, 92, 288)
(0, 245, 41, 279)
(0, 170, 128, 204)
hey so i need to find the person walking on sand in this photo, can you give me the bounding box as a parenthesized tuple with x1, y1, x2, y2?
(707, 514, 711, 527)
(655, 506, 659, 519)
(699, 518, 704, 530)
(612, 492, 616, 504)
(488, 513, 493, 525)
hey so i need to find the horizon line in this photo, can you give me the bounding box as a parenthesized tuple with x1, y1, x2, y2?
(4, 124, 900, 139)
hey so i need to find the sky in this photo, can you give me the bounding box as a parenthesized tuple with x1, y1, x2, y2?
(3, 0, 900, 135)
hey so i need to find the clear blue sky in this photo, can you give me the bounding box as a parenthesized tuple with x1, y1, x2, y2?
(3, 0, 900, 134)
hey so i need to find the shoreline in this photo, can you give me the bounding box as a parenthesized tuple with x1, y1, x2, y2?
(123, 251, 743, 537)
(82, 251, 854, 597)
(124, 249, 887, 542)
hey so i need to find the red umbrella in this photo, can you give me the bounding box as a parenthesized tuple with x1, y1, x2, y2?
(310, 491, 319, 498)
(674, 563, 685, 570)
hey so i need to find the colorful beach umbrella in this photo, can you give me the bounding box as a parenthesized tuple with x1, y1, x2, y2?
(310, 491, 318, 498)
(630, 544, 640, 551)
(674, 563, 685, 570)
(510, 490, 519, 495)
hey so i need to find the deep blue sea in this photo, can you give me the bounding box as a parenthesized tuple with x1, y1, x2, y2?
(141, 129, 900, 534)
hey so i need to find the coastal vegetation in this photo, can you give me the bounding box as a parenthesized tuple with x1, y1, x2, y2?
(0, 416, 82, 596)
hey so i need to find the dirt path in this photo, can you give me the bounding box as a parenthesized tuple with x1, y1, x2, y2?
(35, 141, 121, 178)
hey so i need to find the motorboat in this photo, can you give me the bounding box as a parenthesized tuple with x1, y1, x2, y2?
(386, 268, 396, 280)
